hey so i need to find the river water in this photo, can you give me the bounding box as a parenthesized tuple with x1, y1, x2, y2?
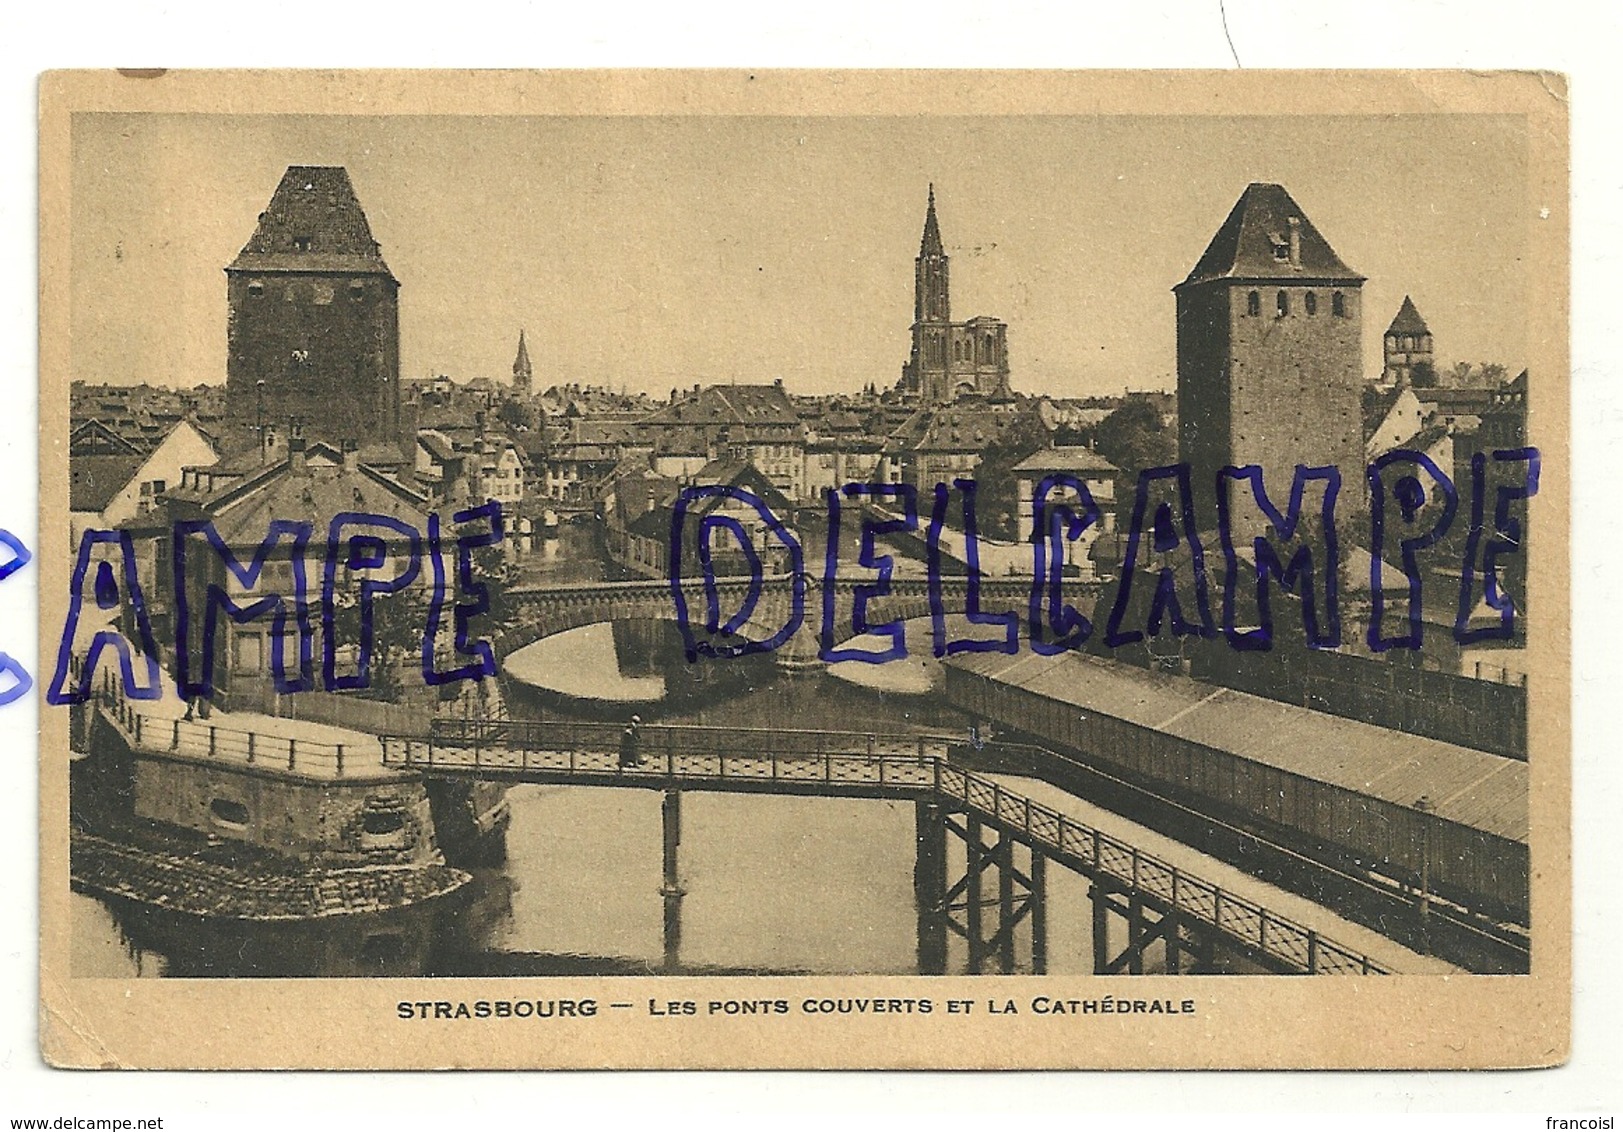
(69, 523, 1108, 977)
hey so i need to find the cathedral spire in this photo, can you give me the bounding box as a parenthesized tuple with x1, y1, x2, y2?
(920, 183, 944, 257)
(513, 329, 533, 391)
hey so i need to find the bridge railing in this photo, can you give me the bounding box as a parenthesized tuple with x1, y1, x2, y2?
(386, 733, 943, 792)
(72, 654, 359, 778)
(388, 724, 1387, 975)
(935, 763, 1386, 976)
(430, 716, 955, 760)
(505, 572, 1047, 602)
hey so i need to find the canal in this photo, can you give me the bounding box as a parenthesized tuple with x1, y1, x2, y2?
(67, 517, 1240, 978)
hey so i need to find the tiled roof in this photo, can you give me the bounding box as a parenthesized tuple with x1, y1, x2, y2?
(69, 418, 140, 457)
(642, 383, 801, 429)
(228, 166, 394, 279)
(909, 406, 1029, 453)
(1011, 446, 1118, 475)
(1414, 386, 1495, 412)
(1178, 183, 1363, 289)
(1395, 422, 1451, 454)
(417, 431, 456, 464)
(1386, 295, 1430, 335)
(1362, 385, 1409, 434)
(200, 450, 431, 547)
(71, 455, 142, 513)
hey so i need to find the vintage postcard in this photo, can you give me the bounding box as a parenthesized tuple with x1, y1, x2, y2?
(38, 69, 1569, 1069)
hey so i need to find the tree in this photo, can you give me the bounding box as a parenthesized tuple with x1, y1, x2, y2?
(496, 398, 534, 431)
(1089, 398, 1179, 526)
(970, 405, 1052, 541)
(1410, 360, 1438, 388)
(1094, 398, 1176, 474)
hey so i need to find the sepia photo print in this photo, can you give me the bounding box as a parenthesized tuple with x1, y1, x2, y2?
(38, 70, 1570, 1069)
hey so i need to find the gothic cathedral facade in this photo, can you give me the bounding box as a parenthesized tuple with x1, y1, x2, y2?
(898, 186, 1012, 406)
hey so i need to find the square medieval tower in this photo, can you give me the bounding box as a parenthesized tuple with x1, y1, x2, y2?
(225, 166, 402, 450)
(1175, 183, 1365, 527)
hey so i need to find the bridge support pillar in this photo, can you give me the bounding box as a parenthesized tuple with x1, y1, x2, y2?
(996, 835, 1016, 974)
(1089, 885, 1177, 975)
(1091, 882, 1110, 975)
(942, 815, 1038, 975)
(914, 801, 948, 976)
(1030, 851, 1048, 976)
(660, 789, 684, 972)
(1127, 894, 1146, 975)
(1198, 923, 1218, 973)
(964, 816, 984, 974)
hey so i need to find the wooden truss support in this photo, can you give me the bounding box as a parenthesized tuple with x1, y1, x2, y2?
(936, 813, 1042, 975)
(1089, 882, 1224, 975)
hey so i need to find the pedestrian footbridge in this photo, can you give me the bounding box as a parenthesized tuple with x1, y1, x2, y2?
(379, 718, 1407, 977)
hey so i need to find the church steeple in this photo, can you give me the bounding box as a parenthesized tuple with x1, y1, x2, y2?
(921, 183, 943, 257)
(907, 183, 954, 404)
(914, 183, 950, 324)
(896, 183, 1011, 407)
(512, 329, 533, 393)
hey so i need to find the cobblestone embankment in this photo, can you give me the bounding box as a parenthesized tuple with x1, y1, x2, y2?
(70, 829, 471, 921)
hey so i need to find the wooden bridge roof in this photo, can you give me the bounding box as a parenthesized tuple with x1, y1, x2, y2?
(946, 649, 1528, 842)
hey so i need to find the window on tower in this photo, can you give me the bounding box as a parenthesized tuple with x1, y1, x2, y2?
(1332, 291, 1346, 317)
(1276, 291, 1290, 317)
(1247, 291, 1260, 316)
(292, 236, 311, 252)
(1305, 291, 1317, 316)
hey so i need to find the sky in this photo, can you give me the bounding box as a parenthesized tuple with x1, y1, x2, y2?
(70, 111, 1533, 399)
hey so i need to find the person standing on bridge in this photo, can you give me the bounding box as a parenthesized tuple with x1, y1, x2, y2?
(619, 714, 643, 770)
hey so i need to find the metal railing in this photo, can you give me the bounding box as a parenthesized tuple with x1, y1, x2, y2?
(430, 717, 954, 760)
(386, 732, 944, 792)
(505, 572, 1039, 603)
(386, 723, 1389, 976)
(934, 763, 1383, 975)
(73, 655, 357, 778)
(69, 656, 1389, 974)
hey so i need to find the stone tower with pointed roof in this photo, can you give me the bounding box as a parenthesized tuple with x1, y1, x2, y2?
(1175, 183, 1365, 523)
(512, 329, 533, 395)
(225, 166, 402, 452)
(1382, 296, 1434, 387)
(899, 185, 1011, 406)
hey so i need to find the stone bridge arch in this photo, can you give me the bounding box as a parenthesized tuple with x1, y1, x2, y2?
(497, 575, 1102, 663)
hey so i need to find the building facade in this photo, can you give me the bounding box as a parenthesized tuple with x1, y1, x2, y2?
(225, 166, 403, 452)
(1175, 183, 1365, 524)
(1382, 296, 1434, 387)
